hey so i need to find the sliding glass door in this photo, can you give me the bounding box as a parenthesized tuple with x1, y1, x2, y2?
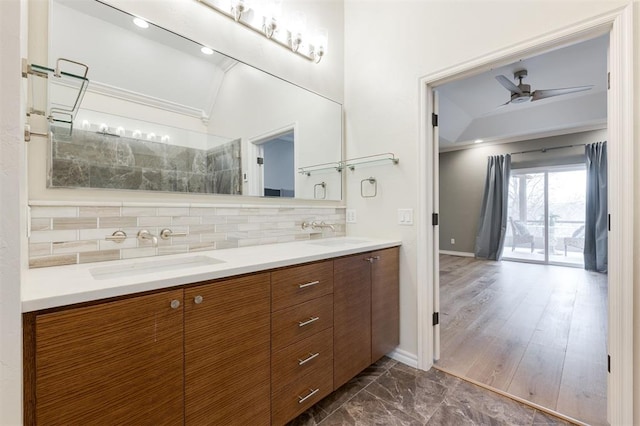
(503, 165, 586, 267)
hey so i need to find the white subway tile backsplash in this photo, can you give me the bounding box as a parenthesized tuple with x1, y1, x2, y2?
(28, 202, 345, 268)
(30, 230, 78, 244)
(30, 206, 78, 218)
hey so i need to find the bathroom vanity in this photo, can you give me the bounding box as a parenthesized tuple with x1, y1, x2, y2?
(22, 238, 400, 425)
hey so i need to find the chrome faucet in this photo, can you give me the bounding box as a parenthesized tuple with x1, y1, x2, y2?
(137, 229, 158, 246)
(302, 221, 335, 232)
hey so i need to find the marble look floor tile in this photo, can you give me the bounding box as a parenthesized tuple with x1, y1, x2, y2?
(320, 390, 423, 426)
(444, 380, 535, 426)
(426, 402, 506, 426)
(365, 366, 448, 422)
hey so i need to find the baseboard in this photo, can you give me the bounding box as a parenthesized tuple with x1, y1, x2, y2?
(387, 348, 418, 368)
(439, 250, 474, 257)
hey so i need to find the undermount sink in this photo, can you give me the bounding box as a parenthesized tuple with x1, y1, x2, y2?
(90, 255, 225, 280)
(309, 238, 371, 247)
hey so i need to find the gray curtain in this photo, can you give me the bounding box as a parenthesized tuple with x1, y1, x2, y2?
(474, 154, 511, 260)
(584, 141, 607, 272)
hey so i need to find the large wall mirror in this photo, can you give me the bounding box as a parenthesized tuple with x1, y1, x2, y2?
(47, 0, 342, 200)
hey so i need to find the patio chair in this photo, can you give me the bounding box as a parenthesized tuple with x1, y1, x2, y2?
(563, 225, 585, 256)
(509, 217, 534, 252)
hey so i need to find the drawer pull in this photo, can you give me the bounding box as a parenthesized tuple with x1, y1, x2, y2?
(298, 388, 319, 404)
(298, 352, 320, 366)
(298, 316, 319, 327)
(170, 299, 181, 309)
(298, 280, 320, 289)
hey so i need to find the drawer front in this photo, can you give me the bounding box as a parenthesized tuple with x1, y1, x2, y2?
(271, 363, 333, 426)
(272, 261, 333, 312)
(271, 294, 333, 351)
(272, 327, 333, 391)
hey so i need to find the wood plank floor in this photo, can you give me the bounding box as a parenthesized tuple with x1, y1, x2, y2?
(436, 255, 608, 426)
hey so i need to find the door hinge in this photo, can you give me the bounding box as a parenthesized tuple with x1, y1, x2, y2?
(608, 214, 611, 231)
(256, 157, 264, 165)
(607, 72, 610, 90)
(432, 312, 440, 326)
(432, 113, 438, 127)
(608, 354, 611, 373)
(432, 213, 439, 226)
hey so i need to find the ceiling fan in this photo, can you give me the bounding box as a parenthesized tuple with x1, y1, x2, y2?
(495, 69, 593, 106)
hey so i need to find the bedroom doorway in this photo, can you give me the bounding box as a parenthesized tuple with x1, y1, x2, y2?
(503, 165, 586, 267)
(418, 5, 634, 424)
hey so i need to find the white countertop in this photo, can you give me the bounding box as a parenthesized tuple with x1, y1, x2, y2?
(23, 237, 401, 312)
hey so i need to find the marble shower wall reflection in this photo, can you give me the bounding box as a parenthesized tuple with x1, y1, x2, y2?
(49, 127, 242, 195)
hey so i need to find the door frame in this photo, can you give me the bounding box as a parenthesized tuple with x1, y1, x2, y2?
(247, 124, 297, 197)
(416, 4, 633, 424)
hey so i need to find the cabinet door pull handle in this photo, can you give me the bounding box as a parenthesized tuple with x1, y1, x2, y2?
(170, 299, 181, 309)
(298, 352, 320, 366)
(364, 257, 374, 263)
(298, 280, 320, 289)
(194, 295, 203, 304)
(298, 316, 319, 327)
(298, 388, 319, 404)
(372, 256, 380, 260)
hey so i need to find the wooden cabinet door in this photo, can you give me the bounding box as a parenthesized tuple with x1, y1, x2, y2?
(371, 247, 400, 362)
(32, 289, 184, 426)
(184, 273, 271, 426)
(333, 253, 372, 389)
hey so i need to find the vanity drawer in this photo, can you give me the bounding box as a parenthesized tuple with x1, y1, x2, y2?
(271, 294, 333, 351)
(272, 260, 333, 312)
(272, 327, 333, 390)
(271, 362, 333, 426)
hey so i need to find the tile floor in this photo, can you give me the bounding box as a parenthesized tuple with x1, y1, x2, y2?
(288, 357, 572, 426)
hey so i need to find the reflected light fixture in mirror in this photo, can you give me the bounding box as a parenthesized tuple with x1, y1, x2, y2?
(132, 17, 149, 28)
(196, 0, 327, 63)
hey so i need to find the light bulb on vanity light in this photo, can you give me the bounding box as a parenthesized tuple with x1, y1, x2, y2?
(313, 28, 328, 63)
(288, 11, 306, 52)
(146, 132, 156, 141)
(262, 0, 282, 38)
(161, 135, 171, 143)
(116, 126, 125, 136)
(132, 130, 142, 139)
(231, 0, 249, 21)
(81, 120, 91, 130)
(474, 139, 484, 144)
(98, 123, 108, 133)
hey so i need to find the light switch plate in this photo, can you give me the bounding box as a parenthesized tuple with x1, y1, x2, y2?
(397, 208, 414, 225)
(346, 209, 357, 223)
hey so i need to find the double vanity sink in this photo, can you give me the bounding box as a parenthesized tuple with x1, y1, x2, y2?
(23, 236, 401, 425)
(23, 237, 400, 312)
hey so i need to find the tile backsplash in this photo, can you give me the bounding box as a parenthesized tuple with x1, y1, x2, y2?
(29, 202, 346, 268)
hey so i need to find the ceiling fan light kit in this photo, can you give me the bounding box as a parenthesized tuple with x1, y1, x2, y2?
(495, 68, 593, 106)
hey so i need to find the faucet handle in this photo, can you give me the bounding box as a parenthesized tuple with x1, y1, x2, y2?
(160, 228, 187, 240)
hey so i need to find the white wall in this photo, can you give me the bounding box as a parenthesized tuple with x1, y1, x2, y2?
(0, 0, 27, 423)
(208, 61, 342, 200)
(343, 0, 635, 395)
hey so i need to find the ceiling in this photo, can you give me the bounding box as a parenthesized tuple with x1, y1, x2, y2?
(437, 35, 608, 152)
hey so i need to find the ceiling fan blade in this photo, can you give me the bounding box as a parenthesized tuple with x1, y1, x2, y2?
(495, 75, 523, 95)
(480, 101, 511, 117)
(531, 85, 593, 101)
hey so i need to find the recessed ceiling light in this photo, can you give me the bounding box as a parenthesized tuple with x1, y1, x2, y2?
(474, 139, 484, 144)
(133, 17, 149, 29)
(200, 46, 214, 55)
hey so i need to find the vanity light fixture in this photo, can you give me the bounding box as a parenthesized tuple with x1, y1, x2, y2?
(132, 130, 142, 139)
(116, 126, 126, 136)
(201, 46, 214, 55)
(146, 132, 156, 141)
(81, 120, 91, 130)
(195, 0, 327, 64)
(133, 17, 149, 29)
(98, 123, 108, 133)
(161, 135, 171, 143)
